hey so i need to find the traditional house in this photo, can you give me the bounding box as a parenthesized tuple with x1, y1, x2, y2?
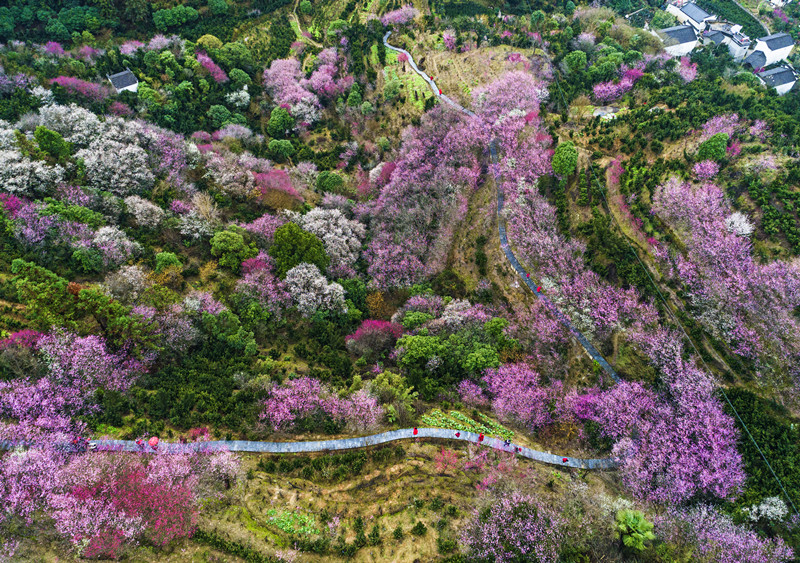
(756, 65, 798, 95)
(107, 68, 138, 93)
(745, 33, 795, 68)
(703, 22, 751, 61)
(667, 2, 716, 31)
(656, 25, 699, 57)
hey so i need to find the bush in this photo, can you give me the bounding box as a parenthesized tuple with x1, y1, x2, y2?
(316, 171, 345, 193)
(269, 222, 329, 278)
(155, 251, 182, 273)
(697, 132, 729, 162)
(552, 141, 578, 177)
(410, 521, 427, 536)
(393, 525, 404, 540)
(210, 229, 258, 272)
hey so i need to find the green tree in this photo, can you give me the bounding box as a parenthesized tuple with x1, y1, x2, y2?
(228, 68, 250, 85)
(207, 104, 232, 128)
(155, 251, 182, 273)
(267, 106, 294, 138)
(651, 9, 677, 28)
(564, 51, 587, 74)
(552, 141, 579, 177)
(346, 85, 362, 107)
(208, 0, 229, 15)
(268, 139, 295, 161)
(697, 132, 729, 162)
(210, 230, 257, 272)
(34, 126, 71, 161)
(615, 510, 655, 553)
(268, 222, 329, 278)
(565, 1, 576, 15)
(299, 0, 313, 14)
(316, 171, 344, 193)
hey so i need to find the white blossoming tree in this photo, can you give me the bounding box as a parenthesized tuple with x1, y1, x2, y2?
(285, 262, 346, 317)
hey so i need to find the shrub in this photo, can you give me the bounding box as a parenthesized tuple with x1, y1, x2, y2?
(210, 229, 258, 272)
(410, 521, 427, 536)
(345, 319, 403, 359)
(697, 132, 729, 162)
(269, 222, 329, 278)
(552, 141, 578, 177)
(155, 251, 182, 273)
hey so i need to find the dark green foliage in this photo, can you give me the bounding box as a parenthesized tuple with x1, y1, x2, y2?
(553, 141, 578, 177)
(697, 132, 729, 162)
(155, 251, 182, 273)
(724, 389, 800, 510)
(194, 529, 280, 562)
(267, 106, 295, 139)
(34, 126, 71, 161)
(153, 5, 199, 31)
(437, 537, 457, 553)
(393, 525, 404, 540)
(210, 229, 257, 272)
(255, 446, 405, 481)
(316, 171, 345, 193)
(269, 223, 329, 278)
(410, 521, 427, 536)
(697, 0, 766, 38)
(368, 524, 381, 546)
(268, 139, 295, 161)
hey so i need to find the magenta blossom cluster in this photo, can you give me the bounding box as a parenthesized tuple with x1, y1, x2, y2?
(652, 178, 800, 376)
(259, 377, 383, 432)
(593, 77, 635, 103)
(196, 51, 229, 83)
(50, 76, 112, 102)
(483, 363, 562, 430)
(678, 56, 698, 82)
(380, 5, 419, 26)
(701, 113, 743, 141)
(693, 159, 720, 180)
(460, 491, 567, 563)
(303, 48, 353, 99)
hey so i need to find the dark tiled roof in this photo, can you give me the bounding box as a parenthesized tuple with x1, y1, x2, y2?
(661, 25, 698, 44)
(681, 3, 713, 22)
(107, 69, 138, 90)
(744, 51, 767, 69)
(758, 32, 794, 50)
(758, 66, 797, 87)
(704, 30, 725, 44)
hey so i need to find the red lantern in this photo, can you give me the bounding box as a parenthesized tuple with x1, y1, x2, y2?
(562, 457, 568, 463)
(537, 286, 542, 293)
(478, 433, 484, 442)
(438, 89, 442, 95)
(526, 273, 530, 278)
(455, 432, 460, 437)
(413, 427, 418, 436)
(149, 436, 159, 448)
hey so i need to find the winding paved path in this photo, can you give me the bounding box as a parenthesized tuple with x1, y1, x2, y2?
(80, 428, 615, 470)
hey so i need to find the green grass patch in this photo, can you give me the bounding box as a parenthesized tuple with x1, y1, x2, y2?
(420, 409, 514, 441)
(265, 509, 319, 535)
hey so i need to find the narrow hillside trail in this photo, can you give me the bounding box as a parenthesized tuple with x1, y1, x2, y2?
(382, 32, 620, 382)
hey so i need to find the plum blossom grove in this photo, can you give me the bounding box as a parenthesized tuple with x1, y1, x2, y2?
(1, 8, 799, 559)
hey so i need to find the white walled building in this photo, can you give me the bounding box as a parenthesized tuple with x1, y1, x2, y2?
(657, 25, 699, 57)
(107, 68, 138, 93)
(756, 65, 797, 95)
(745, 33, 795, 68)
(667, 2, 716, 31)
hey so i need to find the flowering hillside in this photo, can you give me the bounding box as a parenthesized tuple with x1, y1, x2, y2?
(0, 0, 799, 561)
